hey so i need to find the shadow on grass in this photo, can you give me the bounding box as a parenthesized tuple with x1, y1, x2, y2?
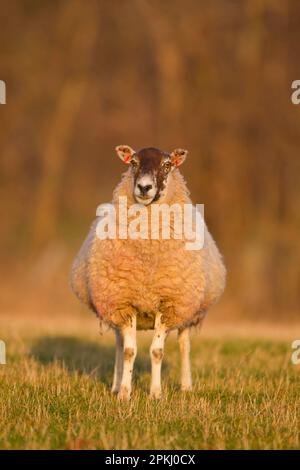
(31, 336, 169, 389)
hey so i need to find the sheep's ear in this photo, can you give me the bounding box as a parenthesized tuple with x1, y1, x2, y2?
(170, 148, 188, 167)
(115, 145, 136, 164)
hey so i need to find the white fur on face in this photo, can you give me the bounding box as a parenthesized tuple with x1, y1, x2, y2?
(134, 174, 157, 205)
(157, 172, 170, 202)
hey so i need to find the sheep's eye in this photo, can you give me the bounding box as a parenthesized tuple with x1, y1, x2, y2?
(131, 160, 138, 169)
(163, 162, 171, 172)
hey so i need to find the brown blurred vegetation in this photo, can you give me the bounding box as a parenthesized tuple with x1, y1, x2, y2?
(0, 0, 300, 321)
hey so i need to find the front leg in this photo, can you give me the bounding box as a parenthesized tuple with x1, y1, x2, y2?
(178, 327, 192, 391)
(118, 316, 137, 401)
(150, 313, 167, 399)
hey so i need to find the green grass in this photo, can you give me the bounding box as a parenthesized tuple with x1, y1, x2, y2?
(0, 319, 299, 449)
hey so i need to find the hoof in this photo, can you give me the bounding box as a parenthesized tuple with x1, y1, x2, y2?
(117, 386, 131, 401)
(150, 388, 162, 399)
(181, 384, 192, 392)
(111, 387, 119, 395)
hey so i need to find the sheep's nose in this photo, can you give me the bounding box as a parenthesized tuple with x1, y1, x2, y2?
(138, 184, 152, 195)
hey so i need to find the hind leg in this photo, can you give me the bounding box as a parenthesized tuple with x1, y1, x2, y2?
(111, 329, 124, 394)
(178, 327, 192, 391)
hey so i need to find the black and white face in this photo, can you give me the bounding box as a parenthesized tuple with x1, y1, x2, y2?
(116, 146, 188, 205)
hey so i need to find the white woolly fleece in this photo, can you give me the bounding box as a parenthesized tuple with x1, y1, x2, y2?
(70, 169, 226, 330)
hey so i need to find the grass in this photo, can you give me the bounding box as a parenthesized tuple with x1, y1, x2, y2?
(0, 315, 299, 449)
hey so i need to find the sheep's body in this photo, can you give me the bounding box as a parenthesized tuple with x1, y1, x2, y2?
(71, 170, 226, 331)
(71, 146, 226, 400)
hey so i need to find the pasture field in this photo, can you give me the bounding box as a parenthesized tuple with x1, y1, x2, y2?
(0, 314, 299, 450)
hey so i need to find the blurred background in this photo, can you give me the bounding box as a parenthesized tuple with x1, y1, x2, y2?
(0, 0, 299, 323)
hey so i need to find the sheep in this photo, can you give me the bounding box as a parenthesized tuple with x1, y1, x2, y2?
(70, 145, 226, 400)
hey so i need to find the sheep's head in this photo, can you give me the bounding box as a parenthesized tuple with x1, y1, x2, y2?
(115, 145, 188, 205)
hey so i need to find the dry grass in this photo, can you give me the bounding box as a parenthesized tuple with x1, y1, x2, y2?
(0, 314, 299, 449)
